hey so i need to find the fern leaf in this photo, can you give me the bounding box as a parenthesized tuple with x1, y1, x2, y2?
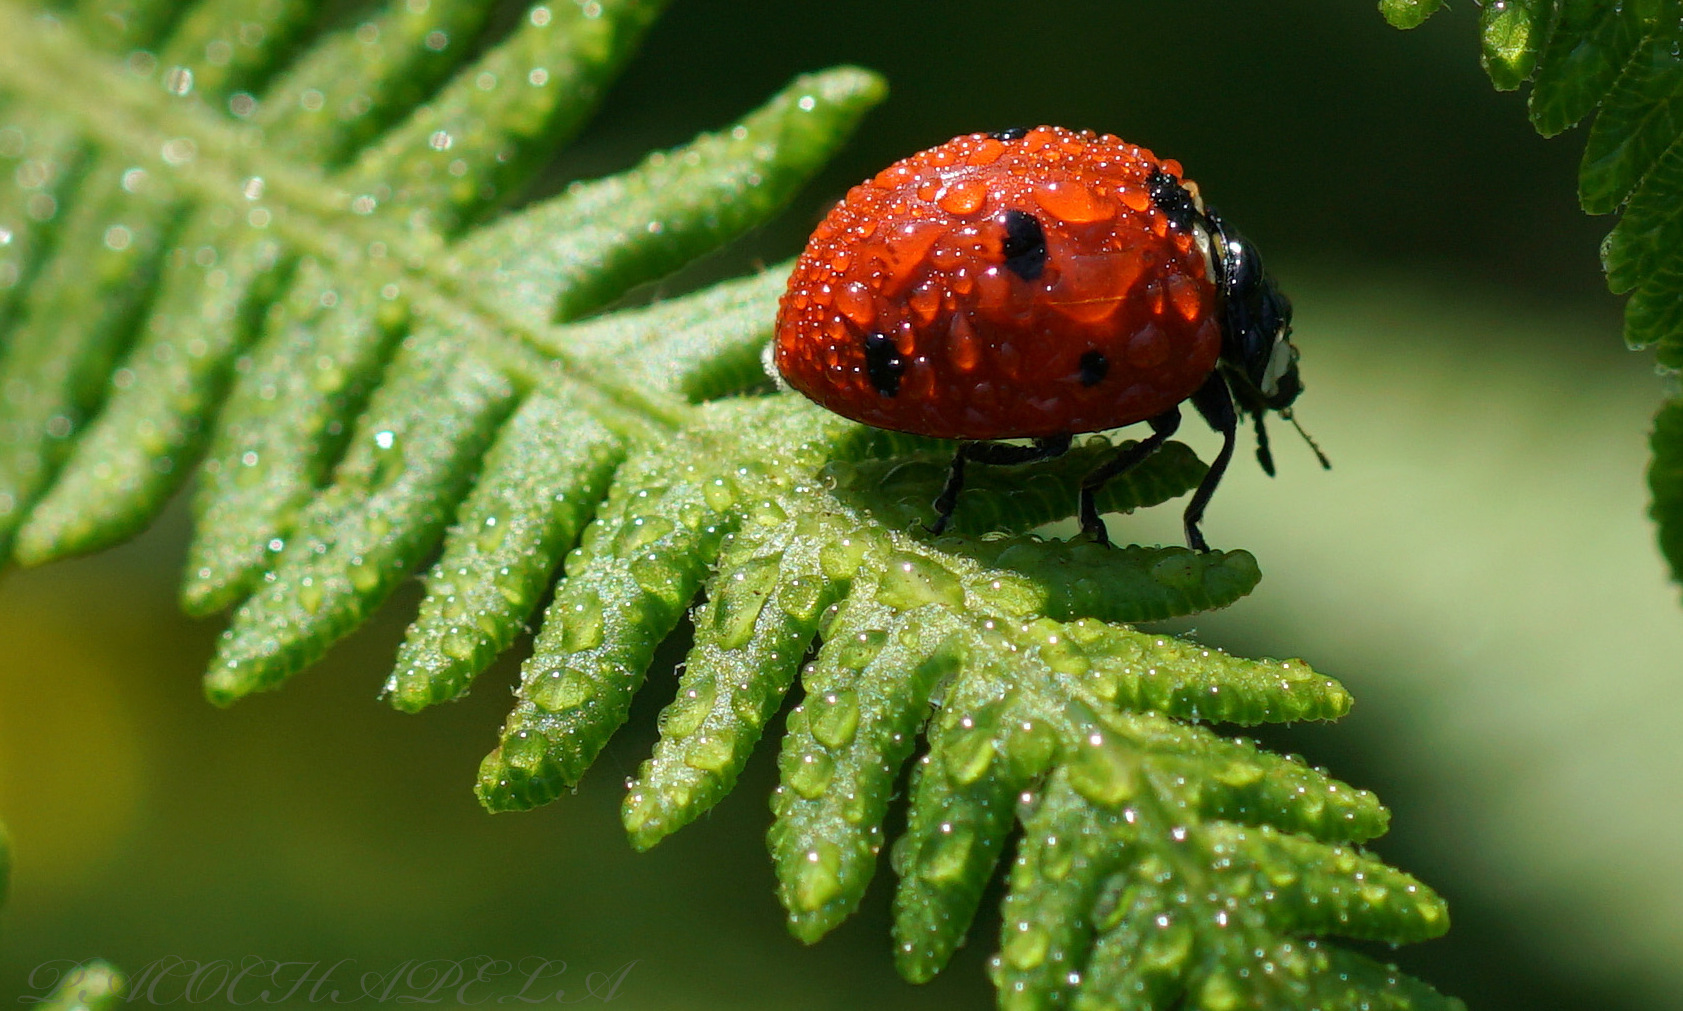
(181, 258, 404, 612)
(385, 386, 624, 712)
(0, 0, 317, 559)
(205, 327, 517, 703)
(1, 1, 1461, 1006)
(452, 68, 889, 325)
(340, 0, 670, 239)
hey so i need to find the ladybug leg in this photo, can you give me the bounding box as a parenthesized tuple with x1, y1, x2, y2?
(928, 434, 1073, 535)
(1183, 370, 1240, 552)
(1078, 409, 1182, 545)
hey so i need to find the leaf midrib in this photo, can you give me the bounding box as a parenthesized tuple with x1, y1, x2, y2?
(0, 0, 695, 440)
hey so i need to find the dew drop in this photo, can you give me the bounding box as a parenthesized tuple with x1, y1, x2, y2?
(163, 65, 193, 95)
(810, 689, 860, 749)
(786, 749, 834, 799)
(160, 138, 196, 166)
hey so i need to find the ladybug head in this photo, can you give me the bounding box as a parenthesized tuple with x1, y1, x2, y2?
(1208, 214, 1327, 476)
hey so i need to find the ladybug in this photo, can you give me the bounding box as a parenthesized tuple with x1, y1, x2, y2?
(774, 125, 1326, 550)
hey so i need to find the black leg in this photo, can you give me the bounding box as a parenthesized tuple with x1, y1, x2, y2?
(928, 434, 1073, 534)
(1078, 409, 1181, 545)
(1183, 370, 1239, 552)
(1251, 407, 1276, 477)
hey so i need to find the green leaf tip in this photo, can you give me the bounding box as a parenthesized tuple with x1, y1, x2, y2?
(1378, 0, 1446, 31)
(1482, 0, 1555, 91)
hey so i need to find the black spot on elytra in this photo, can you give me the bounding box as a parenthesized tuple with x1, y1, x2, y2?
(1147, 169, 1197, 231)
(863, 332, 905, 396)
(1078, 350, 1109, 387)
(990, 126, 1028, 142)
(1000, 209, 1048, 281)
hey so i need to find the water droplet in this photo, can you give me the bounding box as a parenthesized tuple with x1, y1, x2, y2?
(160, 138, 196, 166)
(1039, 832, 1076, 881)
(942, 720, 997, 786)
(661, 682, 716, 738)
(786, 749, 834, 798)
(818, 536, 866, 580)
(163, 65, 193, 95)
(680, 729, 734, 772)
(834, 628, 886, 670)
(531, 667, 592, 711)
(1001, 922, 1050, 970)
(809, 689, 859, 749)
(558, 592, 604, 652)
(476, 514, 507, 553)
(297, 578, 323, 615)
(1066, 732, 1137, 807)
(920, 830, 974, 884)
(441, 627, 479, 661)
(712, 555, 779, 649)
(617, 514, 674, 554)
(1005, 719, 1060, 781)
(347, 555, 381, 594)
(875, 552, 965, 610)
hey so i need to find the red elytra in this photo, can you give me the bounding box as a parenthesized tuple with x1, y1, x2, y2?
(774, 126, 1316, 550)
(775, 126, 1220, 440)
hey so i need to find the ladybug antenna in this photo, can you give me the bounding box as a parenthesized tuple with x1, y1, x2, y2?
(1281, 408, 1331, 470)
(1251, 408, 1277, 478)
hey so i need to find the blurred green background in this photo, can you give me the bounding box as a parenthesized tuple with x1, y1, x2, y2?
(3, 1, 1678, 1007)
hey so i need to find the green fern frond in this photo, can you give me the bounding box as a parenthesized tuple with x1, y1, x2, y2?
(0, 0, 1459, 1005)
(1381, 0, 1683, 587)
